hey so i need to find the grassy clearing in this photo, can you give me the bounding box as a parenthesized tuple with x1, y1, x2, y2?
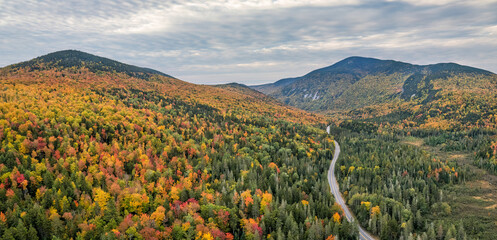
(402, 136, 497, 239)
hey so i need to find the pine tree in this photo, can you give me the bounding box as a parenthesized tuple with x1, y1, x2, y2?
(427, 223, 436, 240)
(276, 227, 285, 240)
(437, 224, 444, 240)
(371, 214, 378, 235)
(103, 199, 119, 223)
(415, 210, 423, 230)
(445, 224, 456, 240)
(456, 221, 467, 240)
(27, 225, 39, 240)
(14, 220, 28, 240)
(421, 232, 428, 240)
(2, 228, 15, 240)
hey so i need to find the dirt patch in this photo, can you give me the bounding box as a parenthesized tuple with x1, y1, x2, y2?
(468, 180, 493, 190)
(485, 204, 497, 209)
(402, 137, 471, 165)
(450, 154, 467, 160)
(401, 138, 423, 147)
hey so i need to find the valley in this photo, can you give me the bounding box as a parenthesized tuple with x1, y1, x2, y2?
(0, 50, 496, 239)
(3, 1, 496, 239)
(254, 56, 497, 239)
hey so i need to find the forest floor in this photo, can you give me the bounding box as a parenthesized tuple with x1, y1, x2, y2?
(402, 137, 497, 239)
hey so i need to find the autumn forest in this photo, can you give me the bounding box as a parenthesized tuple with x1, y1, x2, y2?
(0, 50, 496, 240)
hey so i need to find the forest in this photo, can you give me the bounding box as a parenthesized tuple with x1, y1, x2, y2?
(0, 64, 358, 239)
(334, 120, 497, 240)
(1, 52, 497, 240)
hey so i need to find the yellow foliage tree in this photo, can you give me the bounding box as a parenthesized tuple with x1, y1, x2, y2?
(371, 205, 381, 217)
(260, 191, 272, 210)
(333, 212, 341, 223)
(150, 206, 166, 226)
(361, 201, 371, 210)
(196, 232, 214, 240)
(170, 186, 180, 201)
(93, 188, 111, 212)
(122, 193, 150, 214)
(241, 190, 254, 207)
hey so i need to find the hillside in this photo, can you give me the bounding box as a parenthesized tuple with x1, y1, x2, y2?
(1, 50, 322, 124)
(254, 57, 497, 239)
(0, 51, 354, 239)
(253, 56, 497, 129)
(213, 82, 281, 105)
(251, 77, 300, 95)
(9, 50, 174, 80)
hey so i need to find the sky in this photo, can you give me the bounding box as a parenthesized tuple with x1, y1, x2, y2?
(1, 0, 497, 85)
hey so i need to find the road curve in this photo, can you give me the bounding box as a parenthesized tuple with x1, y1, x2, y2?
(327, 127, 375, 240)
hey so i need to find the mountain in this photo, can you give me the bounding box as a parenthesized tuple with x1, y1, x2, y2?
(213, 82, 281, 104)
(254, 57, 497, 240)
(1, 50, 322, 124)
(8, 50, 174, 80)
(253, 56, 497, 129)
(254, 57, 416, 95)
(251, 77, 300, 95)
(0, 51, 349, 239)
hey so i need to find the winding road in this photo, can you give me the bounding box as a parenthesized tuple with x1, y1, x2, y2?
(327, 127, 375, 240)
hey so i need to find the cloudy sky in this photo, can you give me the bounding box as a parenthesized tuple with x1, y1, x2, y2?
(1, 0, 497, 84)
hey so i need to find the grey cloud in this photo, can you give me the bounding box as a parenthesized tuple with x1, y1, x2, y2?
(0, 0, 496, 85)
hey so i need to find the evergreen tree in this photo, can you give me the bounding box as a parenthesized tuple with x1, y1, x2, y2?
(456, 221, 467, 240)
(14, 220, 28, 240)
(27, 225, 39, 240)
(427, 223, 436, 240)
(445, 224, 456, 240)
(276, 227, 285, 240)
(103, 199, 119, 223)
(437, 224, 444, 240)
(1, 228, 15, 240)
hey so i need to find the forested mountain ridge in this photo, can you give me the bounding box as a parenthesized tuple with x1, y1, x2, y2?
(252, 57, 497, 129)
(213, 83, 282, 105)
(0, 51, 352, 239)
(6, 50, 174, 80)
(1, 50, 322, 124)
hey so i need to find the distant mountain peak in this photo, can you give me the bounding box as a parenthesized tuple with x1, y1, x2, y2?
(41, 49, 98, 59)
(252, 56, 497, 112)
(337, 56, 383, 63)
(7, 49, 174, 79)
(303, 56, 415, 77)
(218, 82, 249, 88)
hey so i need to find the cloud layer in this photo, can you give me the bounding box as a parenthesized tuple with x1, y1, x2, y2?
(1, 0, 497, 84)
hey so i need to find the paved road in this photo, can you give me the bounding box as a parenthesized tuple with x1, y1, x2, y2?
(327, 128, 375, 240)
